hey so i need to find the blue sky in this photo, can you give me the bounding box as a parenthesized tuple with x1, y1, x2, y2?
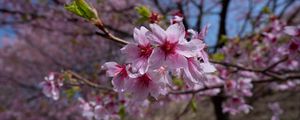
(0, 0, 297, 47)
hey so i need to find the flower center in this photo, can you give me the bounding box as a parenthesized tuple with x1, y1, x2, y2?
(138, 44, 153, 58)
(116, 65, 128, 79)
(232, 98, 241, 104)
(289, 41, 299, 51)
(138, 74, 151, 87)
(160, 41, 177, 55)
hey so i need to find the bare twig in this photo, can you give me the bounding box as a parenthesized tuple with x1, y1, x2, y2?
(170, 73, 300, 95)
(65, 70, 113, 91)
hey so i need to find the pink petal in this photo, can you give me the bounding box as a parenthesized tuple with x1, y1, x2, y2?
(133, 27, 149, 46)
(200, 63, 216, 73)
(132, 58, 149, 74)
(148, 24, 167, 44)
(149, 48, 165, 69)
(166, 23, 185, 42)
(101, 62, 121, 77)
(177, 39, 205, 57)
(165, 53, 188, 69)
(112, 75, 126, 92)
(121, 44, 140, 62)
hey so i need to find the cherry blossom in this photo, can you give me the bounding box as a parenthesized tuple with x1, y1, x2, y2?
(268, 102, 283, 120)
(222, 97, 252, 115)
(147, 23, 203, 70)
(102, 62, 129, 92)
(121, 27, 153, 74)
(125, 71, 167, 101)
(40, 72, 63, 100)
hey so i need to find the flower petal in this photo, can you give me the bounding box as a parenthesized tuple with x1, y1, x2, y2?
(165, 53, 188, 69)
(121, 43, 140, 62)
(133, 27, 149, 46)
(166, 23, 185, 42)
(101, 62, 121, 77)
(149, 48, 165, 69)
(177, 39, 205, 57)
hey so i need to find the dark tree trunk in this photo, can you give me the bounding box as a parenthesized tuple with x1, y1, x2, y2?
(212, 96, 229, 120)
(214, 0, 231, 53)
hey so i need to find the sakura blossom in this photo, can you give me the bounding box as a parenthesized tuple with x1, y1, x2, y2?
(102, 62, 129, 92)
(147, 23, 203, 70)
(125, 71, 167, 101)
(222, 97, 252, 115)
(40, 72, 63, 100)
(268, 102, 283, 120)
(121, 27, 153, 74)
(2, 0, 300, 119)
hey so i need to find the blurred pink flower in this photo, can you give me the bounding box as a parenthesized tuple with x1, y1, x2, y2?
(40, 72, 63, 100)
(268, 102, 283, 120)
(284, 26, 300, 37)
(222, 97, 252, 115)
(224, 79, 253, 97)
(102, 62, 129, 92)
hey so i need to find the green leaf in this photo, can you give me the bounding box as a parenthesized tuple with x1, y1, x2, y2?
(172, 76, 184, 87)
(64, 86, 80, 100)
(219, 35, 228, 45)
(65, 0, 98, 20)
(135, 6, 151, 24)
(262, 7, 271, 14)
(135, 6, 151, 18)
(190, 99, 197, 112)
(118, 105, 126, 120)
(212, 53, 225, 62)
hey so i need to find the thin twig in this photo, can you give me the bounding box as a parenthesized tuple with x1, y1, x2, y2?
(65, 70, 113, 91)
(170, 73, 300, 95)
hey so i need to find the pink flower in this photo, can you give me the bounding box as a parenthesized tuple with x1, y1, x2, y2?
(182, 58, 207, 87)
(188, 25, 216, 73)
(121, 27, 153, 74)
(125, 71, 167, 101)
(102, 62, 129, 92)
(204, 75, 224, 87)
(40, 72, 63, 100)
(222, 97, 252, 115)
(170, 15, 183, 24)
(284, 25, 300, 37)
(188, 24, 210, 41)
(147, 23, 203, 70)
(224, 78, 253, 97)
(268, 102, 283, 120)
(78, 98, 110, 120)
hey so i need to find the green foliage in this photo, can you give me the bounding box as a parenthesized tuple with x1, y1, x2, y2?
(135, 6, 151, 24)
(64, 86, 80, 100)
(118, 105, 126, 120)
(219, 35, 228, 45)
(262, 7, 271, 14)
(172, 76, 184, 87)
(65, 0, 98, 20)
(190, 99, 197, 112)
(212, 53, 225, 62)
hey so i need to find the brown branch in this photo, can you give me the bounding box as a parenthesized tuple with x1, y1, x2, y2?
(65, 70, 113, 91)
(170, 73, 300, 95)
(175, 94, 195, 120)
(92, 19, 129, 45)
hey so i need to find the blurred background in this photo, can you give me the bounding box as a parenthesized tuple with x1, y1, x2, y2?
(0, 0, 299, 120)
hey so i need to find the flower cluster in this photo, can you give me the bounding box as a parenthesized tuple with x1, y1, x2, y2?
(78, 97, 120, 120)
(268, 102, 283, 120)
(102, 20, 216, 101)
(40, 72, 63, 100)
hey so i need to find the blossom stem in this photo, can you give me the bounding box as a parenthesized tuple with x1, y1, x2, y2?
(65, 70, 113, 91)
